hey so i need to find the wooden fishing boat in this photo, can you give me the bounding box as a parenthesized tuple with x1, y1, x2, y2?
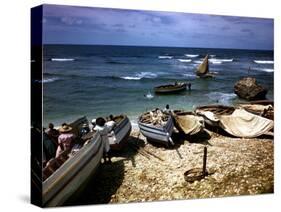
(154, 82, 186, 94)
(195, 54, 216, 78)
(138, 110, 174, 147)
(218, 108, 274, 138)
(237, 100, 274, 120)
(42, 117, 103, 207)
(173, 111, 205, 135)
(195, 105, 235, 127)
(108, 115, 132, 151)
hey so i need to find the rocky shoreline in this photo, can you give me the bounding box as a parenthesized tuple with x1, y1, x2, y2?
(66, 129, 274, 206)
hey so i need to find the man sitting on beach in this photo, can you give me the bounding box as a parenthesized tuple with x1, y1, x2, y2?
(94, 117, 112, 163)
(56, 123, 76, 158)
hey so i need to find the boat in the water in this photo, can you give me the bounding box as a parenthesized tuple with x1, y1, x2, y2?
(218, 108, 274, 138)
(195, 105, 235, 127)
(138, 109, 174, 147)
(172, 111, 205, 135)
(42, 117, 103, 207)
(195, 54, 215, 78)
(108, 115, 132, 151)
(154, 82, 186, 94)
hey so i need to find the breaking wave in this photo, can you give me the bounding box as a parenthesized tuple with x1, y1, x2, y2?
(185, 54, 199, 58)
(206, 92, 236, 105)
(51, 58, 75, 62)
(255, 68, 274, 73)
(158, 56, 173, 59)
(178, 59, 192, 63)
(253, 60, 274, 64)
(34, 77, 60, 83)
(120, 72, 158, 80)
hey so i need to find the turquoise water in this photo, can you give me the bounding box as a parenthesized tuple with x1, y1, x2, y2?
(41, 45, 274, 127)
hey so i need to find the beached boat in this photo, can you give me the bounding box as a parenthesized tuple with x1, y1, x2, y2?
(138, 110, 174, 146)
(195, 105, 235, 127)
(108, 115, 132, 151)
(154, 82, 186, 94)
(237, 100, 274, 120)
(173, 111, 205, 135)
(218, 108, 274, 138)
(42, 117, 103, 207)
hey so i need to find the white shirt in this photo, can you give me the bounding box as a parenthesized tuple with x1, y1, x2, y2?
(105, 120, 115, 131)
(94, 125, 110, 153)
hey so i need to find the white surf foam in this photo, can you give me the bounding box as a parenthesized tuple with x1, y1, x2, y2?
(194, 60, 203, 64)
(210, 61, 222, 64)
(121, 76, 141, 80)
(210, 55, 216, 58)
(51, 58, 75, 62)
(207, 92, 236, 105)
(253, 60, 274, 64)
(136, 72, 158, 78)
(158, 56, 173, 59)
(183, 73, 196, 78)
(35, 77, 60, 83)
(144, 92, 154, 99)
(209, 58, 233, 63)
(255, 68, 274, 73)
(177, 59, 192, 63)
(185, 54, 199, 58)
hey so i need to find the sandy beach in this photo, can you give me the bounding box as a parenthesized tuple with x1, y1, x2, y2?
(66, 128, 274, 206)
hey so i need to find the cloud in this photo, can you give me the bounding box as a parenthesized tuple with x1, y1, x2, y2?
(42, 4, 273, 50)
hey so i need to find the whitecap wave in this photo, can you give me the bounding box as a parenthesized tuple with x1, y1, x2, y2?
(120, 72, 158, 80)
(158, 56, 173, 59)
(210, 55, 216, 58)
(177, 59, 192, 63)
(120, 76, 141, 80)
(253, 60, 274, 64)
(194, 60, 203, 64)
(144, 92, 154, 99)
(210, 61, 222, 64)
(255, 68, 274, 73)
(51, 58, 75, 62)
(209, 58, 233, 63)
(185, 54, 199, 58)
(206, 92, 236, 105)
(183, 73, 196, 78)
(136, 72, 158, 78)
(35, 77, 60, 83)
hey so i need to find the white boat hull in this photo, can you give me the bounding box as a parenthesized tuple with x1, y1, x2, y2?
(138, 116, 174, 146)
(43, 132, 103, 207)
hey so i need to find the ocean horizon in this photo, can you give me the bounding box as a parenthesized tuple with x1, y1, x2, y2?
(40, 44, 274, 127)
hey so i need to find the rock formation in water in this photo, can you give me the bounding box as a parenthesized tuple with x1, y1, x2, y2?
(234, 77, 268, 100)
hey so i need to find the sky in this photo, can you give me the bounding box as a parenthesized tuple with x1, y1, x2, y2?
(42, 4, 274, 50)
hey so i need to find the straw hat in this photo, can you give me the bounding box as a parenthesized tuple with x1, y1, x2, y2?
(59, 125, 72, 133)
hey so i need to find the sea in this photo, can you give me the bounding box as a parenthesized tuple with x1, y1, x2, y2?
(41, 45, 274, 128)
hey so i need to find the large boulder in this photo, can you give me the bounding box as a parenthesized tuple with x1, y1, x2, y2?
(234, 77, 267, 100)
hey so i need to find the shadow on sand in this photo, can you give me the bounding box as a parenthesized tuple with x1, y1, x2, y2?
(64, 135, 144, 206)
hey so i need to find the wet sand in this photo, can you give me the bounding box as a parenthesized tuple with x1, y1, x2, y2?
(66, 129, 273, 206)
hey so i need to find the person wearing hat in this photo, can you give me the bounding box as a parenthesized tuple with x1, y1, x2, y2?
(56, 123, 76, 157)
(94, 117, 112, 163)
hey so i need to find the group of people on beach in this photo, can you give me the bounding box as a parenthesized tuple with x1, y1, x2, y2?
(42, 115, 117, 167)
